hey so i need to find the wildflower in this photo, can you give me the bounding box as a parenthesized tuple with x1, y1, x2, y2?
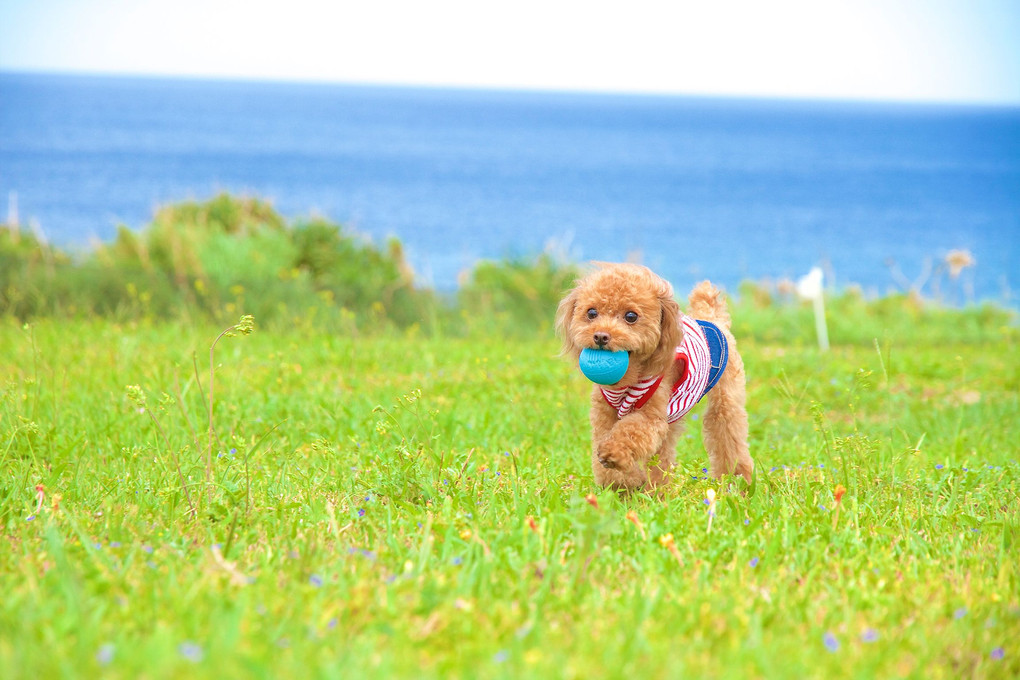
(748, 557, 760, 568)
(832, 483, 847, 529)
(452, 557, 463, 566)
(625, 510, 647, 540)
(834, 484, 846, 504)
(309, 574, 323, 587)
(954, 607, 967, 619)
(823, 632, 839, 652)
(705, 489, 717, 533)
(125, 385, 146, 408)
(357, 508, 366, 518)
(935, 463, 944, 470)
(659, 533, 683, 566)
(459, 529, 472, 540)
(526, 516, 539, 533)
(96, 643, 115, 666)
(178, 641, 204, 663)
(585, 493, 599, 509)
(234, 314, 256, 335)
(990, 647, 1005, 660)
(493, 650, 509, 663)
(860, 628, 879, 643)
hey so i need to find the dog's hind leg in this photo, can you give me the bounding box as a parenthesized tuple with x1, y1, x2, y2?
(701, 343, 754, 484)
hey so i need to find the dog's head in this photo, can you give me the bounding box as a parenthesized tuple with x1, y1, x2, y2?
(556, 263, 681, 381)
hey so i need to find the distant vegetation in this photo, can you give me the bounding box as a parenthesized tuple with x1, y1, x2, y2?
(1, 194, 434, 330)
(1, 192, 1014, 343)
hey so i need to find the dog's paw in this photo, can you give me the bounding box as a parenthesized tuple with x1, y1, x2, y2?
(596, 439, 634, 470)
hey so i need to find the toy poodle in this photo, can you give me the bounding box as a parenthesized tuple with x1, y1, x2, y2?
(556, 263, 753, 490)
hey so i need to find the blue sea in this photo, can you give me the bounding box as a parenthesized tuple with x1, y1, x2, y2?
(1, 72, 1018, 303)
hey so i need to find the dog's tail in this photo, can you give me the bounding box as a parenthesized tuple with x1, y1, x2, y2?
(687, 280, 731, 330)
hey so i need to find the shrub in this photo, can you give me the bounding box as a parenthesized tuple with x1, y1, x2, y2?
(0, 194, 437, 330)
(457, 253, 581, 334)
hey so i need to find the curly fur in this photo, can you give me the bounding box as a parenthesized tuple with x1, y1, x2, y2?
(557, 263, 754, 490)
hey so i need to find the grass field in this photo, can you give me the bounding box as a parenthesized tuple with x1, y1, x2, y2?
(1, 298, 1018, 679)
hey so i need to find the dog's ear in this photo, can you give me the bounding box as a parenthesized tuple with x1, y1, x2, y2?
(648, 289, 681, 376)
(555, 287, 580, 358)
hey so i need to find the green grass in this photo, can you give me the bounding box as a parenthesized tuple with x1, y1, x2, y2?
(1, 301, 1018, 679)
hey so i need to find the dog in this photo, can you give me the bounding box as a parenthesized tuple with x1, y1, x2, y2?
(556, 263, 753, 491)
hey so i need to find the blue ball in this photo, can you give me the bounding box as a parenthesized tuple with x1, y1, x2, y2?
(578, 348, 630, 385)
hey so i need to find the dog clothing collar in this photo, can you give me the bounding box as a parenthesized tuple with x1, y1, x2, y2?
(599, 315, 728, 423)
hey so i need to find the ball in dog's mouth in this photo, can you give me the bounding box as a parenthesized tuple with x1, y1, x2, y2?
(578, 348, 630, 385)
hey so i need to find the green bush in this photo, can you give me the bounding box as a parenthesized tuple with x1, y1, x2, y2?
(0, 194, 437, 330)
(457, 253, 581, 335)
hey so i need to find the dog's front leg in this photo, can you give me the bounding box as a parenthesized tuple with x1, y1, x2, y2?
(589, 391, 670, 490)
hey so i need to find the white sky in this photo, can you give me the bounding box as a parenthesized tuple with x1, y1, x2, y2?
(1, 0, 1018, 104)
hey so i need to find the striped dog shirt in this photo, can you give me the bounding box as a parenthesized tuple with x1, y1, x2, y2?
(600, 314, 728, 423)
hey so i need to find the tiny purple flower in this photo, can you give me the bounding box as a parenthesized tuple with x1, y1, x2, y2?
(493, 650, 509, 663)
(935, 464, 944, 469)
(357, 508, 366, 517)
(96, 643, 115, 665)
(823, 632, 839, 652)
(178, 641, 203, 663)
(954, 607, 967, 619)
(748, 557, 759, 568)
(860, 628, 879, 643)
(310, 574, 323, 587)
(26, 515, 35, 522)
(990, 647, 1004, 660)
(328, 617, 338, 629)
(452, 557, 463, 566)
(743, 518, 750, 526)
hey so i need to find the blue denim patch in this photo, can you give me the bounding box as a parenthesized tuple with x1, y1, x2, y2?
(695, 319, 728, 396)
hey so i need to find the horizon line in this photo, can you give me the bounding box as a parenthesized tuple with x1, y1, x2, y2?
(3, 66, 1019, 110)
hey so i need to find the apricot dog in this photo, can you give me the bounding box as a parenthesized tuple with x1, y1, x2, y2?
(556, 263, 753, 490)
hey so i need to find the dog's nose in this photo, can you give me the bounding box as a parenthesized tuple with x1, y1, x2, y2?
(593, 332, 610, 348)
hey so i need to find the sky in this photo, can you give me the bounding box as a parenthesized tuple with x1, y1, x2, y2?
(1, 0, 1018, 104)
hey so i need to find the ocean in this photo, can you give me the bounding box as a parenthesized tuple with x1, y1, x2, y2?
(1, 72, 1018, 302)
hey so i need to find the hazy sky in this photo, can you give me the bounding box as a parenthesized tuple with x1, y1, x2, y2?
(1, 0, 1018, 104)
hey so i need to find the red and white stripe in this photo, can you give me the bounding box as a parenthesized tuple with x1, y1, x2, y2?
(600, 314, 712, 423)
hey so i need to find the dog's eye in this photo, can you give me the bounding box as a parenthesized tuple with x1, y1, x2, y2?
(586, 308, 598, 320)
(624, 311, 639, 324)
